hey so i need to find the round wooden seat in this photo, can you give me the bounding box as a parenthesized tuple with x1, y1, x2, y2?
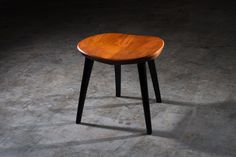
(77, 33, 164, 64)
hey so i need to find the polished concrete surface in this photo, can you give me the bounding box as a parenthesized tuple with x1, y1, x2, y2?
(0, 0, 236, 156)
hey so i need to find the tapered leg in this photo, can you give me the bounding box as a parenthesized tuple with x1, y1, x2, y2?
(137, 62, 152, 134)
(148, 60, 162, 103)
(115, 64, 121, 97)
(76, 57, 94, 124)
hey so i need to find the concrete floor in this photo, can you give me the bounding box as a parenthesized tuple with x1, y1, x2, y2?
(0, 0, 236, 156)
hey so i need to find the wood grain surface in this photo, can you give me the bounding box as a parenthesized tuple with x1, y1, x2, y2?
(78, 33, 164, 64)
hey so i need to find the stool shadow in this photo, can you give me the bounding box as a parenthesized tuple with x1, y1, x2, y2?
(81, 122, 144, 133)
(80, 122, 174, 139)
(120, 96, 142, 100)
(87, 95, 156, 102)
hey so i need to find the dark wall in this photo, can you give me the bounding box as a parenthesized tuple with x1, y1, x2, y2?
(0, 0, 235, 53)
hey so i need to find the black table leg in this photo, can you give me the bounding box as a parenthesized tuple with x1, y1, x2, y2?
(76, 57, 94, 124)
(148, 60, 162, 103)
(115, 64, 121, 97)
(137, 62, 152, 134)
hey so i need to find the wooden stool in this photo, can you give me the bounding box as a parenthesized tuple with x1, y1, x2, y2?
(76, 33, 164, 134)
